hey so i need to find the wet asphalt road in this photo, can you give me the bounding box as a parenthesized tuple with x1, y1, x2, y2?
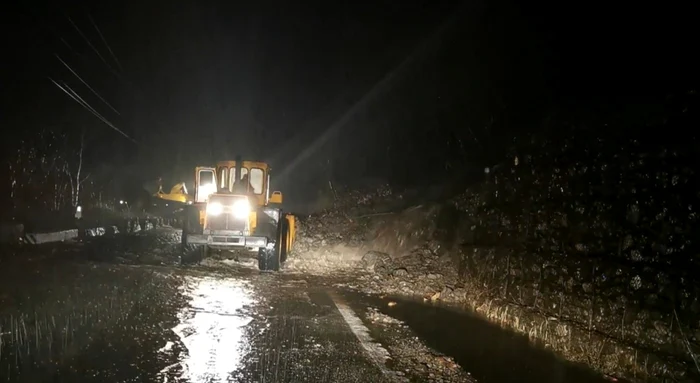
(157, 270, 397, 383)
(0, 229, 614, 383)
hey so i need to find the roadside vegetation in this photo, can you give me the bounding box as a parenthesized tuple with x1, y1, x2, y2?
(0, 257, 185, 381)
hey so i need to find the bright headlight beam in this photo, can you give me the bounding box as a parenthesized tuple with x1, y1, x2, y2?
(231, 200, 250, 220)
(207, 202, 223, 216)
(273, 3, 465, 181)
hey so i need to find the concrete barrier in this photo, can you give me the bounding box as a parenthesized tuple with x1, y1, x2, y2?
(1, 216, 163, 245)
(105, 226, 120, 235)
(79, 227, 107, 239)
(25, 229, 79, 244)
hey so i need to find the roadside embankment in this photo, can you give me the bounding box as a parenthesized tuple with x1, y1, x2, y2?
(293, 129, 700, 382)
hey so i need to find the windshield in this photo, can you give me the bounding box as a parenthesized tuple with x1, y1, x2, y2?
(229, 167, 247, 190)
(229, 167, 264, 194)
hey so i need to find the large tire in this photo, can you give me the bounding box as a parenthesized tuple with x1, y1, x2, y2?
(181, 206, 204, 264)
(181, 205, 201, 245)
(199, 245, 209, 261)
(280, 216, 289, 263)
(258, 219, 284, 271)
(258, 246, 280, 271)
(181, 217, 189, 245)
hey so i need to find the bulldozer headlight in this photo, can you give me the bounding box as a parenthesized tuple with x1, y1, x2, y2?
(206, 202, 223, 216)
(232, 199, 250, 220)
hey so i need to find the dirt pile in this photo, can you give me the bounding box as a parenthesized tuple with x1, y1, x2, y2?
(286, 184, 397, 273)
(83, 227, 184, 265)
(292, 191, 471, 300)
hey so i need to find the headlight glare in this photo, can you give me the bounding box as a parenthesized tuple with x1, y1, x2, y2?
(200, 183, 216, 200)
(206, 202, 223, 216)
(232, 199, 251, 219)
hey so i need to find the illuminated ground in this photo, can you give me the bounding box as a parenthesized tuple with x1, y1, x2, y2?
(0, 228, 609, 382)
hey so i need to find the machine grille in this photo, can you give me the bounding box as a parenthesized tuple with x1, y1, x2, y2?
(207, 213, 246, 232)
(205, 195, 248, 233)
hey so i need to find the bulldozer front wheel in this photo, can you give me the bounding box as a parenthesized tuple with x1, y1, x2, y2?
(258, 245, 280, 271)
(181, 212, 189, 245)
(199, 245, 210, 261)
(181, 205, 201, 245)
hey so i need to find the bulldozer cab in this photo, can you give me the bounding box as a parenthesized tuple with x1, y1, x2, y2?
(194, 160, 283, 206)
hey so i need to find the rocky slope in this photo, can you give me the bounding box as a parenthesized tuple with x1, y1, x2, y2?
(288, 130, 700, 382)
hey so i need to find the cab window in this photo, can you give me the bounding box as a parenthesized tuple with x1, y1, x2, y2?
(197, 169, 216, 203)
(250, 168, 264, 194)
(229, 167, 249, 190)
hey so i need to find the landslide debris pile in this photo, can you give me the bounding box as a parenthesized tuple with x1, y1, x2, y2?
(296, 185, 472, 297)
(84, 226, 183, 265)
(352, 205, 472, 303)
(288, 184, 396, 272)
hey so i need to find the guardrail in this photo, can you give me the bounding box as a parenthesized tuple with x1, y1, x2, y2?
(0, 217, 183, 245)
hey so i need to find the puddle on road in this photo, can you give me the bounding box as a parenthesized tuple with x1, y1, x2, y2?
(343, 292, 612, 383)
(159, 276, 256, 382)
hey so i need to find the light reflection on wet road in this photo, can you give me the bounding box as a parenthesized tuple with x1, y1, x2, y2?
(155, 271, 397, 383)
(0, 256, 614, 383)
(148, 269, 611, 383)
(160, 277, 253, 382)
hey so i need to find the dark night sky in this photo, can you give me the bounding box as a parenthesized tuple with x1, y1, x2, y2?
(2, 1, 697, 203)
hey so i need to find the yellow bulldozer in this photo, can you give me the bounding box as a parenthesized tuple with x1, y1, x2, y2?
(154, 157, 296, 271)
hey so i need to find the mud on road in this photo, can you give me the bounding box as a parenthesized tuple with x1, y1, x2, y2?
(0, 227, 608, 382)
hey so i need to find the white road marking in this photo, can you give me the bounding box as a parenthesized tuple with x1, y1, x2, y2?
(328, 292, 396, 380)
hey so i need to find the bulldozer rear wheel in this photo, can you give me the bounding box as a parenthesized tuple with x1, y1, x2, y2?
(280, 216, 289, 263)
(258, 219, 284, 271)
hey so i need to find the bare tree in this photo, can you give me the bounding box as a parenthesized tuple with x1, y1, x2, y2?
(63, 128, 90, 207)
(7, 129, 71, 214)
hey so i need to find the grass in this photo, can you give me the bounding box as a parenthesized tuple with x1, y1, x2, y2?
(0, 257, 186, 381)
(408, 267, 700, 383)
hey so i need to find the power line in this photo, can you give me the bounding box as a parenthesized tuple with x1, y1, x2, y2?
(63, 81, 136, 143)
(50, 77, 110, 129)
(55, 54, 121, 116)
(62, 81, 114, 128)
(49, 77, 137, 143)
(87, 13, 123, 72)
(66, 15, 120, 78)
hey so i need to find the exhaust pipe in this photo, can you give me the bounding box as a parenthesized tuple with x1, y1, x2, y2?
(234, 154, 242, 182)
